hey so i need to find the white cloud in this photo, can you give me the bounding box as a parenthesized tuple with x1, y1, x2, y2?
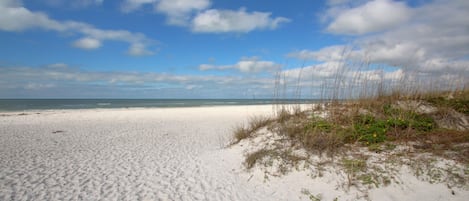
(236, 59, 281, 73)
(287, 46, 351, 62)
(192, 8, 290, 33)
(198, 64, 217, 71)
(156, 0, 211, 25)
(0, 0, 20, 7)
(199, 57, 282, 73)
(294, 0, 469, 79)
(281, 0, 469, 98)
(283, 62, 345, 80)
(0, 0, 154, 56)
(24, 83, 56, 90)
(120, 0, 289, 33)
(121, 0, 210, 25)
(0, 64, 276, 98)
(120, 0, 157, 13)
(326, 0, 411, 35)
(72, 37, 102, 50)
(127, 43, 154, 56)
(0, 4, 64, 31)
(352, 0, 469, 72)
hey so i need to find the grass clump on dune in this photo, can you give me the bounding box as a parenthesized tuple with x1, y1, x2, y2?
(232, 115, 273, 144)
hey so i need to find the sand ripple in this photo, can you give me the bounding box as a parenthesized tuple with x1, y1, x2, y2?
(0, 107, 274, 201)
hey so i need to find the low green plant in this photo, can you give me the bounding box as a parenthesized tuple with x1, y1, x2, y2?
(408, 113, 435, 132)
(386, 117, 409, 129)
(368, 143, 383, 152)
(353, 115, 387, 144)
(342, 158, 367, 173)
(351, 106, 436, 145)
(358, 174, 379, 188)
(305, 118, 334, 133)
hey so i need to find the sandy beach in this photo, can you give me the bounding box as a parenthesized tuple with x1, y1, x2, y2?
(1, 106, 468, 201)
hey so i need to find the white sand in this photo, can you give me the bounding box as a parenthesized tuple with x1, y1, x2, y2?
(0, 106, 468, 201)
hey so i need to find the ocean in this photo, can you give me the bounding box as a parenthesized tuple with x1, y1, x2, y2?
(0, 99, 318, 111)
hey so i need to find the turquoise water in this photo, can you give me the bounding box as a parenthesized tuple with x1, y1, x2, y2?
(0, 99, 319, 111)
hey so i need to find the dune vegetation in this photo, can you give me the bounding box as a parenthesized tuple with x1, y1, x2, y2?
(231, 69, 469, 197)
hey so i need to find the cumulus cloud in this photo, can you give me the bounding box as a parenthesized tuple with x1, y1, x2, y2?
(191, 8, 290, 33)
(72, 37, 102, 50)
(199, 57, 282, 73)
(120, 0, 289, 33)
(352, 0, 469, 72)
(295, 0, 469, 76)
(326, 0, 411, 35)
(281, 0, 469, 98)
(121, 0, 210, 25)
(0, 0, 154, 56)
(156, 0, 211, 25)
(127, 43, 154, 56)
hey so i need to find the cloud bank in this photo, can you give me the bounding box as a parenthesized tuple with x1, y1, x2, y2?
(0, 64, 275, 98)
(0, 0, 154, 56)
(199, 57, 282, 73)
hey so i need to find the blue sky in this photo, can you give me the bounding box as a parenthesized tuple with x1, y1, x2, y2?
(0, 0, 468, 98)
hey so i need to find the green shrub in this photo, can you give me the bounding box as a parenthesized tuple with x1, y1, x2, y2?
(409, 114, 435, 132)
(386, 117, 409, 129)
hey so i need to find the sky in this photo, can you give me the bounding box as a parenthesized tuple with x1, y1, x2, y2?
(0, 0, 468, 98)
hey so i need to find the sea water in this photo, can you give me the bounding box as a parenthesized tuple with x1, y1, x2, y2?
(0, 99, 318, 111)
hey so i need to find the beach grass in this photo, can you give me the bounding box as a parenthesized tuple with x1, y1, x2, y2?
(232, 115, 273, 144)
(232, 65, 469, 194)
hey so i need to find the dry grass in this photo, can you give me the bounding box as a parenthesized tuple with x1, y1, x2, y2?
(233, 61, 469, 190)
(250, 89, 469, 160)
(232, 115, 273, 144)
(245, 149, 273, 169)
(244, 148, 308, 172)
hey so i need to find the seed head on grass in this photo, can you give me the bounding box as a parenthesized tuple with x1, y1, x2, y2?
(233, 125, 251, 144)
(249, 115, 273, 132)
(232, 115, 273, 144)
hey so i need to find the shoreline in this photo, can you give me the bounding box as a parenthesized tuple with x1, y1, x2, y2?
(0, 99, 321, 113)
(0, 104, 278, 115)
(0, 103, 314, 115)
